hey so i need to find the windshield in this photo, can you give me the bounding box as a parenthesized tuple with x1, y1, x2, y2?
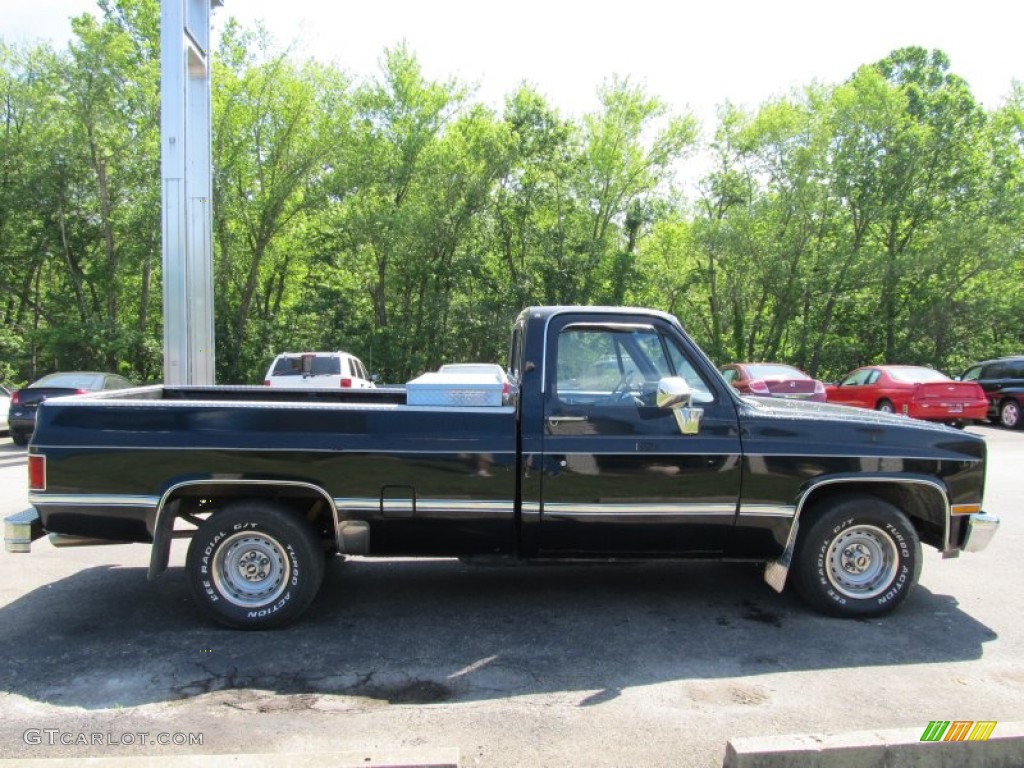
(556, 324, 714, 405)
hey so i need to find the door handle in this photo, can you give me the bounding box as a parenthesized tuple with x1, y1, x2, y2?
(547, 415, 587, 425)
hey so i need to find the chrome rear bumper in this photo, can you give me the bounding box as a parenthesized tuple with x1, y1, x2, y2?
(4, 508, 43, 553)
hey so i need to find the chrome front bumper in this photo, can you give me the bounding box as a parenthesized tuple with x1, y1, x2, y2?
(963, 512, 999, 553)
(4, 508, 43, 553)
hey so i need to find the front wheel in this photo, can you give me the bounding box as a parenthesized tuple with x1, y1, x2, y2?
(792, 495, 921, 618)
(186, 501, 325, 629)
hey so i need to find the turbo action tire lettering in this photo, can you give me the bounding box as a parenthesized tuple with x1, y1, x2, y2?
(792, 495, 922, 618)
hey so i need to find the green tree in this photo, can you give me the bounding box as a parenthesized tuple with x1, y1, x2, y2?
(212, 22, 349, 381)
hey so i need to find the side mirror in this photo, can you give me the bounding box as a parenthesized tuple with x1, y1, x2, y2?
(656, 376, 693, 410)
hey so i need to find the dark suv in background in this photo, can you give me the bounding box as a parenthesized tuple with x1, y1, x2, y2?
(960, 356, 1024, 428)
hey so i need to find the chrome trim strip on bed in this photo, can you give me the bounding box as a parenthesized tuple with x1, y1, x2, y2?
(29, 494, 160, 508)
(29, 444, 519, 456)
(43, 395, 517, 416)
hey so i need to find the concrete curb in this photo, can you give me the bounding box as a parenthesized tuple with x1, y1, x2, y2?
(2, 749, 459, 768)
(724, 721, 1024, 767)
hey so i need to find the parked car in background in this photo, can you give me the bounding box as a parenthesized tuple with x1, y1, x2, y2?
(0, 384, 10, 435)
(7, 371, 135, 445)
(719, 362, 826, 403)
(437, 363, 513, 403)
(959, 356, 1024, 429)
(825, 365, 988, 426)
(263, 352, 375, 389)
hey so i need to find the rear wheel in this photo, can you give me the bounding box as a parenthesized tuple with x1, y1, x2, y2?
(792, 495, 921, 618)
(10, 429, 28, 446)
(875, 399, 895, 414)
(999, 399, 1022, 429)
(186, 501, 325, 629)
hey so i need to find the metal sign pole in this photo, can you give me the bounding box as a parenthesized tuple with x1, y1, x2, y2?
(160, 0, 221, 385)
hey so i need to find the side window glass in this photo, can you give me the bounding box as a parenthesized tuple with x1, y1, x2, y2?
(663, 334, 715, 404)
(556, 329, 629, 402)
(866, 370, 881, 385)
(554, 324, 715, 408)
(962, 366, 981, 382)
(721, 368, 736, 383)
(842, 370, 868, 386)
(1009, 362, 1024, 378)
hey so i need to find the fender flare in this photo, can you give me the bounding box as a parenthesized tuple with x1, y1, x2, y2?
(147, 479, 341, 580)
(763, 474, 949, 593)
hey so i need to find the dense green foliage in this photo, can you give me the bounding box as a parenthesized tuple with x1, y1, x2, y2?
(1, 1, 1021, 387)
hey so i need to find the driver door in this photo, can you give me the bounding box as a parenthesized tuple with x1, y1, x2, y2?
(538, 316, 742, 555)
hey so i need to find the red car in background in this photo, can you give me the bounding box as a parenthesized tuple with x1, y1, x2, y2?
(825, 365, 988, 425)
(719, 362, 827, 402)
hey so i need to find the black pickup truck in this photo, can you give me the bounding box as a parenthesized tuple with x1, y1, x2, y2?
(4, 306, 999, 629)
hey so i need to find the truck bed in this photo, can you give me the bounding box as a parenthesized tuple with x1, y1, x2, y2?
(29, 385, 519, 556)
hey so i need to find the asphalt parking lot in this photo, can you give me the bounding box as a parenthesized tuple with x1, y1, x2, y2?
(0, 425, 1021, 767)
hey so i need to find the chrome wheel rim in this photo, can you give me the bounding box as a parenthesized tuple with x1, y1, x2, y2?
(825, 525, 898, 599)
(1002, 402, 1019, 427)
(211, 531, 290, 608)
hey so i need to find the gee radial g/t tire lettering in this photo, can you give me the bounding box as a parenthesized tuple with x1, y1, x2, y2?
(792, 495, 922, 618)
(185, 501, 325, 629)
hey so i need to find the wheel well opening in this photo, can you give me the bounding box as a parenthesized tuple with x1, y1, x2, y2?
(163, 483, 337, 548)
(798, 482, 946, 550)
